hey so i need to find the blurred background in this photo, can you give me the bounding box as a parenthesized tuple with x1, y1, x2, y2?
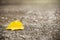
(0, 0, 60, 40)
(0, 0, 59, 5)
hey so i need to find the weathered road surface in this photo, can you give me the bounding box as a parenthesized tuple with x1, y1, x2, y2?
(0, 1, 60, 40)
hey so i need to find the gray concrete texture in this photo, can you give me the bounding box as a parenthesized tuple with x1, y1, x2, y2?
(0, 0, 60, 40)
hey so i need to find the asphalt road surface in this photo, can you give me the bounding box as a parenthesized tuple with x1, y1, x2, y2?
(0, 3, 60, 40)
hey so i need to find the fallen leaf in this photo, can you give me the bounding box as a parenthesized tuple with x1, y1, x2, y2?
(6, 20, 24, 30)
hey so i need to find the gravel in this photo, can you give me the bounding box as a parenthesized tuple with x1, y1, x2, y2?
(0, 5, 60, 40)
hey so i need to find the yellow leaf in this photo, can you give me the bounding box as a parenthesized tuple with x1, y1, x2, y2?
(6, 20, 24, 30)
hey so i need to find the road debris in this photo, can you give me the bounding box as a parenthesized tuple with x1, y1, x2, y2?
(6, 20, 24, 30)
